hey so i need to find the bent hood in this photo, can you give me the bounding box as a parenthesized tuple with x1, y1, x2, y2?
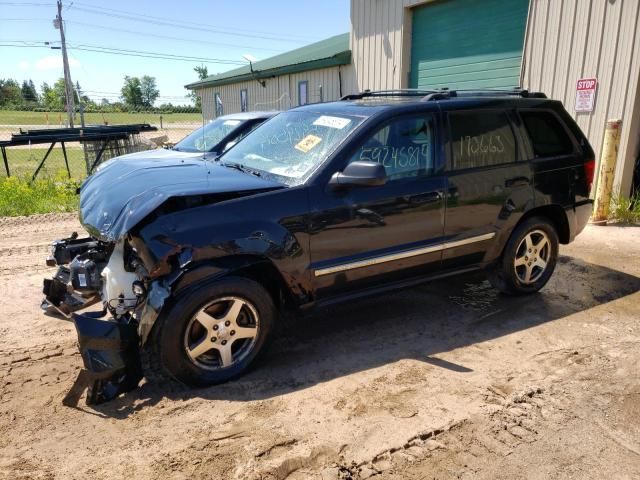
(79, 152, 283, 242)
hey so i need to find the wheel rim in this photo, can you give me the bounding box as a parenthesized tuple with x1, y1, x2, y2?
(514, 229, 551, 285)
(183, 296, 259, 370)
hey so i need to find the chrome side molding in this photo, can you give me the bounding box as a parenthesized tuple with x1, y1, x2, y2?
(314, 232, 496, 277)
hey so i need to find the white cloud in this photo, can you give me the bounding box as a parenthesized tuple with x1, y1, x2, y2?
(35, 55, 80, 71)
(18, 60, 30, 70)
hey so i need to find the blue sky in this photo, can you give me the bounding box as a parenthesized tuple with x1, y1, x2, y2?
(1, 0, 350, 105)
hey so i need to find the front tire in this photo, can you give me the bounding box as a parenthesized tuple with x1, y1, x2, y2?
(488, 216, 559, 295)
(145, 276, 276, 387)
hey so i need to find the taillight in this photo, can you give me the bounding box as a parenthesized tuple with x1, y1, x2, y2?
(584, 158, 595, 194)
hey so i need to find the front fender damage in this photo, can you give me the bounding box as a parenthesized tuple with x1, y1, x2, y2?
(63, 274, 175, 407)
(63, 312, 142, 406)
(138, 279, 171, 344)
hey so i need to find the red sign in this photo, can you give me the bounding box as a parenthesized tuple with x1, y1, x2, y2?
(575, 78, 597, 112)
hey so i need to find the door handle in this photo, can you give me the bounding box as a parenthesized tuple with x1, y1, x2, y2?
(408, 191, 442, 205)
(505, 176, 530, 188)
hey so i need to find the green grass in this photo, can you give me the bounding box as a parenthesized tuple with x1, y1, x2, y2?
(0, 110, 202, 126)
(0, 173, 80, 216)
(609, 194, 640, 224)
(1, 147, 87, 180)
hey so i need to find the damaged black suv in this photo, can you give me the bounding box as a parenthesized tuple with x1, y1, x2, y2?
(43, 89, 595, 404)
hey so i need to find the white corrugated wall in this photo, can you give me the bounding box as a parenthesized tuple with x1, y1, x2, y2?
(194, 65, 356, 120)
(349, 0, 640, 195)
(522, 0, 640, 196)
(350, 0, 430, 91)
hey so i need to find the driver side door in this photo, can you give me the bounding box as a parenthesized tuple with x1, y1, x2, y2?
(308, 112, 446, 299)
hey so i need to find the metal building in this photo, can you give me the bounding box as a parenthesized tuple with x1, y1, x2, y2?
(186, 33, 355, 120)
(349, 0, 640, 196)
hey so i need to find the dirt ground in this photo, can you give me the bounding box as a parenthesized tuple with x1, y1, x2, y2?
(0, 214, 638, 480)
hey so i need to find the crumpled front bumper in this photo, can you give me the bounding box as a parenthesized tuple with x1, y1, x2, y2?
(63, 312, 143, 406)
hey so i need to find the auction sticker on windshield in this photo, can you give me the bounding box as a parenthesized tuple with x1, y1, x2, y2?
(224, 120, 242, 126)
(295, 134, 322, 153)
(313, 115, 351, 129)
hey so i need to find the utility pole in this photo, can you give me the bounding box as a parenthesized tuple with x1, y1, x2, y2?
(54, 0, 75, 127)
(76, 81, 86, 127)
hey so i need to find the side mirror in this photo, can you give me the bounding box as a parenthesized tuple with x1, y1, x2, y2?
(329, 161, 387, 188)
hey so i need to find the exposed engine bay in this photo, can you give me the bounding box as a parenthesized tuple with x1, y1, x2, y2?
(42, 234, 149, 405)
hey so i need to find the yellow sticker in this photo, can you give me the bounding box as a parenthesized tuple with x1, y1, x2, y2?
(295, 134, 322, 153)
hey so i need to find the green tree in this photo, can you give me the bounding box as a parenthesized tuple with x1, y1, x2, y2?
(140, 75, 160, 108)
(121, 76, 143, 109)
(40, 78, 67, 110)
(0, 79, 22, 107)
(21, 80, 38, 103)
(189, 65, 208, 110)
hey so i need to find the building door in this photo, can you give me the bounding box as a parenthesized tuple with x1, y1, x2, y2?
(410, 0, 528, 90)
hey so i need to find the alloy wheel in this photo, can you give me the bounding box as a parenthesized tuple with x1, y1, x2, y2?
(183, 296, 259, 370)
(513, 229, 551, 285)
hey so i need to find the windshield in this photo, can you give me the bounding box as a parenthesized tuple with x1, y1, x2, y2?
(174, 117, 246, 152)
(218, 111, 363, 185)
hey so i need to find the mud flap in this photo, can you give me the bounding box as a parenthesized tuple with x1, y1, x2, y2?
(63, 313, 143, 406)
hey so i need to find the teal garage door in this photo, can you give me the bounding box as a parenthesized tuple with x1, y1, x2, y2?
(410, 0, 528, 90)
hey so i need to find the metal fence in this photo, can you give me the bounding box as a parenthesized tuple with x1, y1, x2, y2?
(0, 109, 205, 180)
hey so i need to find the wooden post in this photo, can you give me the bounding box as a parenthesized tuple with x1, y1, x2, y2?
(591, 119, 622, 224)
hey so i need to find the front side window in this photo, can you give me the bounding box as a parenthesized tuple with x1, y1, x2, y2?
(219, 111, 363, 185)
(347, 115, 436, 180)
(298, 81, 308, 106)
(174, 118, 244, 152)
(449, 111, 517, 170)
(520, 111, 574, 157)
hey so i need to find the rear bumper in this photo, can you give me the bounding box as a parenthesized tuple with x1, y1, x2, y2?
(567, 200, 593, 242)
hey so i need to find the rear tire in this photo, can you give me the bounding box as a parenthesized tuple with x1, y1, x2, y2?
(487, 216, 559, 295)
(143, 276, 276, 388)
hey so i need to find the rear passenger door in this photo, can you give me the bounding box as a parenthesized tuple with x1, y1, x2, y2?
(518, 109, 582, 207)
(442, 109, 532, 269)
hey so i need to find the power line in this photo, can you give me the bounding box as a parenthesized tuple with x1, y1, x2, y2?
(0, 2, 54, 5)
(2, 18, 52, 21)
(67, 3, 317, 44)
(0, 40, 249, 66)
(66, 1, 317, 42)
(68, 44, 246, 65)
(66, 20, 285, 53)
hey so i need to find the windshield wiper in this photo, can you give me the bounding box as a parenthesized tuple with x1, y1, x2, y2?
(220, 162, 262, 177)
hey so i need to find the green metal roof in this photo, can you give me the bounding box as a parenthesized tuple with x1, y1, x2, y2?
(185, 33, 350, 90)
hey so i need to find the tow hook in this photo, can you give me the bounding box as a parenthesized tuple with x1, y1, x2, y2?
(62, 312, 142, 407)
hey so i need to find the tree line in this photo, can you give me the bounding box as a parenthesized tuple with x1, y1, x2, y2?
(0, 75, 200, 113)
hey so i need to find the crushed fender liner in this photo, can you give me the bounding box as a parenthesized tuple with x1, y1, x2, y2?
(63, 312, 143, 407)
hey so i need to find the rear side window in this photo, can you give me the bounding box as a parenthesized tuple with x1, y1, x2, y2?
(449, 111, 517, 170)
(520, 111, 574, 157)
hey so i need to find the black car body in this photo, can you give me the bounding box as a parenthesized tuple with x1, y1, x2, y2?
(43, 90, 595, 404)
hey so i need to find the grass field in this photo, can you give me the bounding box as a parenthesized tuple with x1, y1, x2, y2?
(1, 147, 87, 180)
(0, 110, 202, 126)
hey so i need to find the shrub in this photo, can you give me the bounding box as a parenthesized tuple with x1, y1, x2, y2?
(0, 173, 79, 217)
(609, 193, 640, 224)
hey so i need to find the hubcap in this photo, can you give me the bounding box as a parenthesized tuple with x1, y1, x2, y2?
(514, 229, 551, 285)
(183, 296, 259, 370)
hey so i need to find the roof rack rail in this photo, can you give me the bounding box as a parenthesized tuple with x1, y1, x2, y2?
(341, 88, 547, 102)
(340, 89, 439, 100)
(421, 88, 547, 101)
